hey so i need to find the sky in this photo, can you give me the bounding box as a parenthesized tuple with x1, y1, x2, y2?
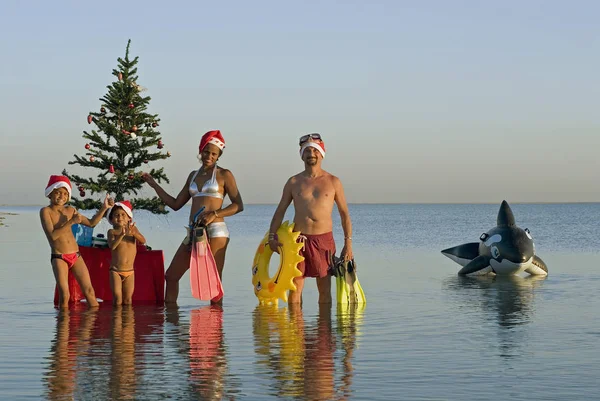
(1, 0, 599, 205)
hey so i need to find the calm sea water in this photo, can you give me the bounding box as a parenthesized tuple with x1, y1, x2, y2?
(1, 203, 599, 400)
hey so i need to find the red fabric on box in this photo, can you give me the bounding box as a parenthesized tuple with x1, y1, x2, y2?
(53, 246, 165, 305)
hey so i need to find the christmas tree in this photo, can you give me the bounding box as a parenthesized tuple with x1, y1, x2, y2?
(64, 39, 170, 214)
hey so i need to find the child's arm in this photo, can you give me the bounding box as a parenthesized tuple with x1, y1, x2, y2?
(40, 207, 82, 242)
(80, 194, 114, 227)
(129, 223, 146, 245)
(107, 228, 126, 251)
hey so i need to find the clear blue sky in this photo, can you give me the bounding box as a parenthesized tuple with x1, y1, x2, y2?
(1, 0, 599, 205)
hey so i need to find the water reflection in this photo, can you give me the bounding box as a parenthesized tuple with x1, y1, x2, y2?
(443, 274, 547, 357)
(336, 303, 365, 400)
(164, 305, 239, 401)
(44, 306, 164, 401)
(252, 303, 364, 400)
(44, 309, 97, 400)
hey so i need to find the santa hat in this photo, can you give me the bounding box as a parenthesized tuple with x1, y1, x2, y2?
(199, 130, 226, 153)
(45, 175, 72, 200)
(109, 200, 133, 220)
(299, 140, 326, 158)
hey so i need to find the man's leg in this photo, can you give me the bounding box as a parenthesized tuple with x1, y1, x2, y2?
(316, 275, 332, 304)
(288, 276, 305, 304)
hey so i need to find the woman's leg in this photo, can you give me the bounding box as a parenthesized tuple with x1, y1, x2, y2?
(165, 243, 192, 304)
(209, 236, 229, 305)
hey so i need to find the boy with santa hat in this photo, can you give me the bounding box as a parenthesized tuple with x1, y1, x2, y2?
(107, 200, 146, 306)
(40, 175, 114, 308)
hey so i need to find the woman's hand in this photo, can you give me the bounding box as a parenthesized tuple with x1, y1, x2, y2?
(141, 172, 158, 188)
(197, 210, 218, 226)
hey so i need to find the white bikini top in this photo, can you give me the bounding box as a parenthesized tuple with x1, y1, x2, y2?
(189, 166, 223, 199)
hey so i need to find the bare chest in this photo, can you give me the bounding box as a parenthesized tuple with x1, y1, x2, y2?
(293, 179, 335, 203)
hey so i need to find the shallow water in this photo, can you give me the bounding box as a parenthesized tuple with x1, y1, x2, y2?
(0, 204, 599, 400)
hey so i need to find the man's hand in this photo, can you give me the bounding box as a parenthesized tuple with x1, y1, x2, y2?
(268, 236, 282, 254)
(340, 242, 353, 261)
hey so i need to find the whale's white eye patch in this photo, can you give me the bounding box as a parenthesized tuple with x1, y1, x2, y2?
(491, 246, 500, 259)
(525, 228, 533, 240)
(484, 234, 502, 247)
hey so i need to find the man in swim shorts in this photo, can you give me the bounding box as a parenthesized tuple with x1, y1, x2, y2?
(268, 133, 354, 304)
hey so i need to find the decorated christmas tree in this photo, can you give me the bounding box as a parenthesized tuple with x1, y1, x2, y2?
(63, 39, 170, 214)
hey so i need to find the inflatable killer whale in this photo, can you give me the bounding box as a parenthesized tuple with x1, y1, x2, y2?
(441, 201, 548, 276)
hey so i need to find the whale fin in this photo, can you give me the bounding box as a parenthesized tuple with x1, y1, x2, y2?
(497, 200, 516, 227)
(458, 255, 490, 275)
(525, 255, 548, 276)
(441, 243, 480, 267)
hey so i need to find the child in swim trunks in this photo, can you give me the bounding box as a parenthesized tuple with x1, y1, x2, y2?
(107, 201, 146, 306)
(40, 175, 113, 308)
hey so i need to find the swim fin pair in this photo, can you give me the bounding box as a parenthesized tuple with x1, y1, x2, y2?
(333, 258, 366, 305)
(189, 208, 223, 302)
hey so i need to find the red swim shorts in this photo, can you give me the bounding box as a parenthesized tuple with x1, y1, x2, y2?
(297, 232, 336, 278)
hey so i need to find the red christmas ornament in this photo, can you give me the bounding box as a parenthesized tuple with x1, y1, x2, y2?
(128, 103, 134, 109)
(144, 159, 148, 164)
(78, 186, 84, 191)
(101, 107, 106, 113)
(132, 125, 138, 132)
(89, 156, 95, 162)
(128, 174, 134, 180)
(87, 115, 93, 124)
(118, 72, 123, 81)
(79, 191, 86, 197)
(152, 122, 157, 128)
(122, 129, 130, 135)
(109, 164, 115, 174)
(85, 144, 91, 150)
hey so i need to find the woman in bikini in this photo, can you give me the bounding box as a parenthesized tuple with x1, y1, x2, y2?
(142, 130, 244, 305)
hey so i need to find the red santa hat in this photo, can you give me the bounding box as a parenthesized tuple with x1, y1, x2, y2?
(199, 130, 226, 153)
(45, 175, 72, 200)
(109, 200, 133, 220)
(299, 140, 326, 158)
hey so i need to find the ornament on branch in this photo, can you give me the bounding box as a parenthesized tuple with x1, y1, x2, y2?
(128, 103, 134, 109)
(122, 129, 130, 135)
(128, 173, 134, 180)
(152, 122, 157, 128)
(130, 133, 137, 139)
(144, 159, 148, 164)
(167, 151, 171, 157)
(78, 186, 84, 192)
(157, 140, 164, 149)
(85, 144, 91, 150)
(79, 191, 86, 197)
(109, 164, 115, 174)
(118, 72, 123, 81)
(101, 107, 106, 114)
(87, 115, 93, 124)
(131, 82, 147, 92)
(132, 125, 138, 132)
(89, 156, 95, 162)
